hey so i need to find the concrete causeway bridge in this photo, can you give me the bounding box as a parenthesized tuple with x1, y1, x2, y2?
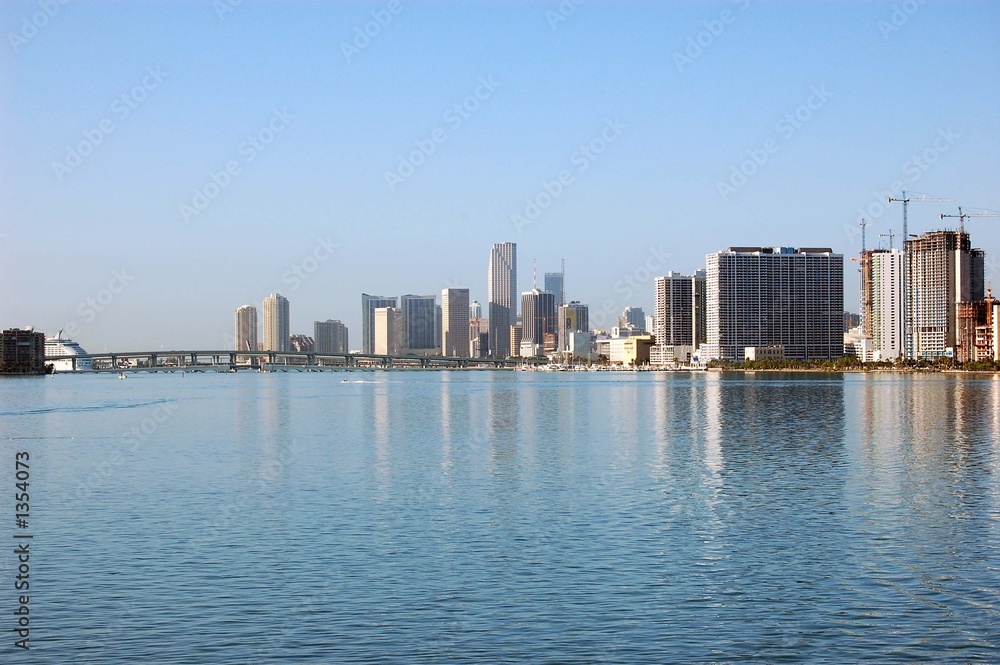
(45, 350, 543, 373)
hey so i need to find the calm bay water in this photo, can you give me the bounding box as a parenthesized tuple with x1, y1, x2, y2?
(1, 370, 998, 663)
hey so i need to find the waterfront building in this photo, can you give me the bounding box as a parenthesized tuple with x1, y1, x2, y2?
(567, 331, 593, 362)
(374, 307, 401, 355)
(263, 293, 290, 352)
(441, 288, 471, 357)
(1, 328, 46, 374)
(957, 290, 1000, 363)
(654, 271, 706, 357)
(861, 249, 903, 361)
(399, 294, 438, 353)
(510, 323, 523, 358)
(234, 305, 258, 354)
(650, 344, 694, 366)
(488, 242, 517, 357)
(361, 294, 398, 354)
(703, 246, 844, 361)
(558, 302, 589, 352)
(314, 320, 348, 354)
(906, 230, 985, 359)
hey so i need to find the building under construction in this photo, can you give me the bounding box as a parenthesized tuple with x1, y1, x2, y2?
(905, 230, 984, 359)
(860, 248, 904, 361)
(957, 291, 1000, 363)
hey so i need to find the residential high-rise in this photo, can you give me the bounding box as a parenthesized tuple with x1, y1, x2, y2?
(234, 305, 258, 353)
(399, 294, 437, 352)
(544, 270, 564, 306)
(558, 302, 589, 351)
(521, 289, 556, 355)
(314, 319, 349, 354)
(654, 271, 707, 347)
(861, 249, 903, 361)
(906, 230, 985, 359)
(488, 242, 517, 357)
(703, 246, 844, 361)
(362, 294, 397, 354)
(1, 328, 45, 375)
(262, 293, 290, 352)
(441, 288, 471, 357)
(374, 307, 401, 355)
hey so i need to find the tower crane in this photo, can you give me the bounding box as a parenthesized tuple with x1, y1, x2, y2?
(939, 207, 1000, 235)
(887, 191, 955, 241)
(879, 229, 897, 250)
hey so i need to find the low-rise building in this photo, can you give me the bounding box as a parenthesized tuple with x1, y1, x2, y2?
(744, 345, 785, 361)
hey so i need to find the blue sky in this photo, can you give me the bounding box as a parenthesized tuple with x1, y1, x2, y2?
(2, 0, 998, 350)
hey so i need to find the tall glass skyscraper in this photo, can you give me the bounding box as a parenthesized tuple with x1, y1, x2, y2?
(399, 294, 437, 351)
(488, 242, 517, 357)
(442, 288, 471, 357)
(262, 293, 290, 352)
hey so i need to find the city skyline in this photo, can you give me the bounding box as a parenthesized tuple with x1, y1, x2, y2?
(3, 3, 999, 350)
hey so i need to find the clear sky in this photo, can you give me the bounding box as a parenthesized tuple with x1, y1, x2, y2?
(2, 0, 998, 351)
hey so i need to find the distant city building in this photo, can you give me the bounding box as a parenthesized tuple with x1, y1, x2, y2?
(374, 307, 401, 355)
(511, 323, 524, 357)
(604, 334, 654, 365)
(441, 288, 471, 357)
(362, 294, 397, 355)
(645, 314, 655, 337)
(488, 242, 517, 357)
(843, 312, 861, 333)
(544, 270, 565, 306)
(906, 230, 985, 359)
(289, 335, 314, 353)
(521, 289, 557, 348)
(619, 306, 646, 331)
(314, 320, 348, 354)
(558, 302, 589, 352)
(469, 300, 482, 320)
(861, 249, 903, 361)
(703, 246, 844, 361)
(399, 294, 438, 352)
(263, 293, 290, 352)
(435, 304, 442, 350)
(1, 328, 46, 375)
(234, 305, 258, 353)
(567, 331, 593, 362)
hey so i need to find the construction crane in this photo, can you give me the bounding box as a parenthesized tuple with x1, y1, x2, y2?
(879, 229, 897, 250)
(887, 190, 955, 242)
(886, 190, 954, 360)
(939, 207, 1000, 235)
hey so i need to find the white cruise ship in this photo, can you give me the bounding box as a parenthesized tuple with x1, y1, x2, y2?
(45, 331, 93, 371)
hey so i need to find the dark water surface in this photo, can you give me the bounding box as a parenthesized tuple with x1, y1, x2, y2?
(1, 371, 997, 663)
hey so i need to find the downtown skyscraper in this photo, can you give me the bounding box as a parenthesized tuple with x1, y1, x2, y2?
(488, 242, 516, 357)
(399, 294, 438, 352)
(262, 293, 290, 352)
(234, 304, 258, 352)
(441, 288, 471, 357)
(362, 294, 397, 354)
